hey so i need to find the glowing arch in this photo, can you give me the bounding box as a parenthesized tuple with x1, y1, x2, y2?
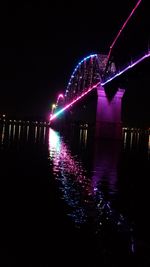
(64, 54, 115, 103)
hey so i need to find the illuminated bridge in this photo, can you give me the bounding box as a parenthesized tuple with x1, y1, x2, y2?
(50, 0, 150, 139)
(50, 51, 150, 139)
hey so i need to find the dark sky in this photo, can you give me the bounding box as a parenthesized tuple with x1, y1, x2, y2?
(0, 0, 149, 124)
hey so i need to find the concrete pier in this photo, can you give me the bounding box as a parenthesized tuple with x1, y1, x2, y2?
(95, 86, 125, 139)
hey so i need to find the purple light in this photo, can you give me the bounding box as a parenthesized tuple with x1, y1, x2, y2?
(50, 51, 150, 122)
(103, 52, 150, 85)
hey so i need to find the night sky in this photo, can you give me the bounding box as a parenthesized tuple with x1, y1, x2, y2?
(0, 0, 149, 125)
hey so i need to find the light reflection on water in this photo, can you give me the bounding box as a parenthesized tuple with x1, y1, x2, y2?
(0, 121, 150, 261)
(48, 128, 135, 252)
(49, 128, 89, 224)
(47, 126, 150, 257)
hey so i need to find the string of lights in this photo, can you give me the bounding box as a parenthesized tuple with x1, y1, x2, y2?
(50, 51, 150, 122)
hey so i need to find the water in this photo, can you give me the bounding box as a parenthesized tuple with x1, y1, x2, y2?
(0, 121, 150, 266)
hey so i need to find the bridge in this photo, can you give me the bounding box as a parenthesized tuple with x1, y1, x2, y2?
(49, 0, 150, 139)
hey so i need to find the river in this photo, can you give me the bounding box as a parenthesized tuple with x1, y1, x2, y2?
(0, 121, 150, 266)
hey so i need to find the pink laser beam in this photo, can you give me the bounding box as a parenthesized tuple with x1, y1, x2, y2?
(107, 0, 142, 63)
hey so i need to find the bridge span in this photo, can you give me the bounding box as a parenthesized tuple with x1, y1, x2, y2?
(50, 54, 126, 139)
(49, 48, 150, 140)
(49, 0, 150, 140)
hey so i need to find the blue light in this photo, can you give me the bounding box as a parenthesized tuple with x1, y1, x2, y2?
(66, 54, 98, 91)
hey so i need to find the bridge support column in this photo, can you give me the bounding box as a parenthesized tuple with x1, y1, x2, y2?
(95, 86, 125, 140)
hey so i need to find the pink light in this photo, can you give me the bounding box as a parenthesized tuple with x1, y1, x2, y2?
(56, 93, 64, 105)
(58, 94, 64, 99)
(50, 82, 100, 121)
(107, 0, 142, 63)
(50, 51, 150, 122)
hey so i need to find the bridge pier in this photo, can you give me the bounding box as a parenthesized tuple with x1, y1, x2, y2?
(95, 86, 125, 140)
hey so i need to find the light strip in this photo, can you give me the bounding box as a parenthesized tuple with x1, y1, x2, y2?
(50, 82, 100, 121)
(107, 0, 142, 63)
(103, 52, 150, 85)
(50, 51, 150, 122)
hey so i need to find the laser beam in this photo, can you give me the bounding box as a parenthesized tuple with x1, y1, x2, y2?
(107, 0, 142, 64)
